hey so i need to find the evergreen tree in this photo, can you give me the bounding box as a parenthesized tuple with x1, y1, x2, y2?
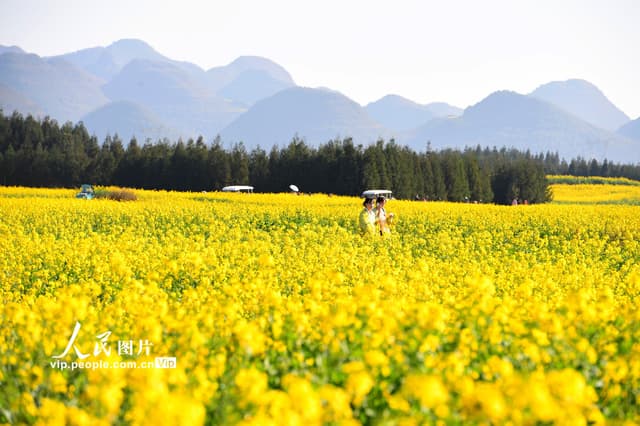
(411, 153, 425, 199)
(429, 153, 447, 201)
(31, 142, 50, 185)
(419, 155, 435, 200)
(123, 137, 144, 187)
(230, 143, 250, 185)
(170, 140, 189, 190)
(83, 136, 101, 183)
(381, 140, 419, 198)
(362, 144, 381, 190)
(249, 146, 270, 190)
(317, 140, 341, 193)
(141, 140, 172, 189)
(337, 138, 361, 195)
(267, 146, 282, 192)
(185, 136, 209, 190)
(95, 141, 117, 185)
(588, 159, 600, 176)
(465, 154, 483, 202)
(0, 109, 9, 153)
(280, 137, 312, 191)
(208, 137, 231, 189)
(110, 135, 125, 163)
(374, 140, 391, 190)
(1, 144, 16, 185)
(442, 151, 469, 202)
(491, 159, 550, 204)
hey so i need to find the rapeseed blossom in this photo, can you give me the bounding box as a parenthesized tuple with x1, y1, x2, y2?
(1, 185, 639, 424)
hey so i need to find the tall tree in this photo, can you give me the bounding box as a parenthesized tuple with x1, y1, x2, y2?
(442, 151, 469, 201)
(169, 140, 189, 190)
(337, 138, 362, 195)
(249, 146, 270, 191)
(94, 141, 116, 185)
(208, 136, 231, 189)
(430, 153, 447, 201)
(230, 143, 250, 185)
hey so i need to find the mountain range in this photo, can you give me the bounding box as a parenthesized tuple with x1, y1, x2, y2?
(0, 38, 638, 162)
(405, 91, 634, 162)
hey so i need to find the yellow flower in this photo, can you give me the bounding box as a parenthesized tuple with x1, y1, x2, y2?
(319, 384, 353, 421)
(364, 350, 388, 369)
(346, 370, 374, 406)
(475, 383, 507, 420)
(402, 374, 448, 409)
(36, 398, 67, 426)
(604, 359, 629, 383)
(386, 392, 411, 412)
(526, 379, 558, 422)
(282, 375, 322, 423)
(547, 369, 595, 406)
(233, 321, 267, 356)
(235, 367, 269, 405)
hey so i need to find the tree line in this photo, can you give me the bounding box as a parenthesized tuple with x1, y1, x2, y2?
(1, 111, 639, 203)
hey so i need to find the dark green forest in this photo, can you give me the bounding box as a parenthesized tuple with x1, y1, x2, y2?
(1, 111, 639, 204)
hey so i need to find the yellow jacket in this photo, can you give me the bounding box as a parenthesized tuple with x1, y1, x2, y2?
(359, 208, 376, 236)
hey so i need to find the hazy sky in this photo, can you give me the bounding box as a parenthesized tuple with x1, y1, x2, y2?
(2, 0, 639, 118)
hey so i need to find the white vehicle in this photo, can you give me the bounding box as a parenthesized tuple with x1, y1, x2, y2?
(361, 189, 393, 199)
(221, 185, 254, 193)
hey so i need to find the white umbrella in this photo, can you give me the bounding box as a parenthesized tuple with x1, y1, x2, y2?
(289, 184, 299, 192)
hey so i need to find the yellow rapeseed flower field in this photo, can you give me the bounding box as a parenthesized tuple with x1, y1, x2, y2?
(1, 183, 639, 425)
(549, 175, 640, 204)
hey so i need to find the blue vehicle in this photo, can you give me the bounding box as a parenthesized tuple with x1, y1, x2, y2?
(76, 184, 95, 199)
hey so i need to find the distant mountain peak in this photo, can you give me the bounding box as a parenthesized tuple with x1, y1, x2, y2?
(314, 87, 350, 97)
(212, 56, 295, 86)
(366, 94, 434, 132)
(365, 94, 463, 132)
(81, 100, 183, 142)
(529, 78, 629, 131)
(108, 38, 154, 49)
(466, 90, 520, 108)
(102, 58, 210, 105)
(220, 86, 389, 149)
(0, 51, 108, 121)
(0, 45, 26, 55)
(204, 55, 295, 100)
(218, 69, 293, 106)
(530, 79, 608, 102)
(617, 116, 640, 141)
(230, 55, 282, 66)
(545, 78, 597, 88)
(105, 39, 166, 65)
(374, 93, 420, 104)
